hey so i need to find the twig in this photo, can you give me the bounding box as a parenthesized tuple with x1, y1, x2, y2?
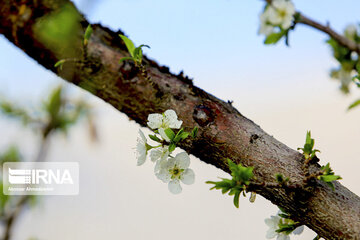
(2, 196, 29, 240)
(264, 0, 360, 54)
(2, 132, 51, 240)
(296, 13, 360, 54)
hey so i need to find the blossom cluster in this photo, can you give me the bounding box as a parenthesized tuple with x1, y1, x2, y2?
(136, 109, 195, 194)
(329, 24, 360, 93)
(259, 0, 295, 37)
(265, 211, 304, 240)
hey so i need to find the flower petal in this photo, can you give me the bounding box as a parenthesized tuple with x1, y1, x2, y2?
(277, 234, 290, 240)
(164, 109, 182, 129)
(137, 152, 146, 166)
(181, 169, 195, 185)
(266, 229, 277, 239)
(159, 128, 171, 142)
(292, 225, 304, 235)
(138, 129, 147, 143)
(174, 152, 190, 169)
(154, 158, 167, 173)
(150, 149, 162, 162)
(147, 113, 163, 129)
(168, 180, 182, 194)
(156, 168, 171, 183)
(265, 218, 277, 228)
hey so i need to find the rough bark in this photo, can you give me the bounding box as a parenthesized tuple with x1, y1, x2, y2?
(0, 1, 359, 239)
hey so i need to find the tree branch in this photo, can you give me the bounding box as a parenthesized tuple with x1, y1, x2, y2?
(296, 13, 360, 54)
(0, 0, 359, 239)
(265, 0, 360, 54)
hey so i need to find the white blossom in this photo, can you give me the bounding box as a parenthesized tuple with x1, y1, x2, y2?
(338, 68, 353, 87)
(269, 0, 295, 29)
(156, 152, 195, 194)
(344, 24, 357, 40)
(259, 0, 295, 35)
(259, 10, 275, 36)
(150, 146, 169, 162)
(147, 110, 183, 141)
(331, 67, 353, 92)
(265, 212, 304, 240)
(136, 130, 149, 166)
(151, 146, 169, 173)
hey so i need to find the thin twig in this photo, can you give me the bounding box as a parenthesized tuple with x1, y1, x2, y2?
(2, 132, 51, 240)
(264, 0, 360, 54)
(296, 13, 360, 54)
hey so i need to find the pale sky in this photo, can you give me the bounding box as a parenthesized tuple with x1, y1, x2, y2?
(0, 0, 360, 239)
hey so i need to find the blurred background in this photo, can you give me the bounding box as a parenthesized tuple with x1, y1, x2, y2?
(1, 0, 360, 239)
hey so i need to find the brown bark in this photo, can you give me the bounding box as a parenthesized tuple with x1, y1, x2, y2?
(0, 1, 359, 239)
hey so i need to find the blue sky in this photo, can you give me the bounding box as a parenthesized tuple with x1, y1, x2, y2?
(1, 1, 360, 239)
(2, 0, 360, 99)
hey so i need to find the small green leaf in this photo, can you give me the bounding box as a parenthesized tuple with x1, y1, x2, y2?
(278, 213, 290, 219)
(119, 34, 136, 57)
(233, 191, 240, 208)
(54, 59, 66, 69)
(191, 126, 198, 138)
(168, 143, 176, 152)
(84, 24, 93, 45)
(264, 30, 287, 45)
(164, 128, 175, 141)
(46, 86, 62, 118)
(149, 134, 161, 142)
(173, 128, 184, 143)
(305, 131, 312, 145)
(138, 44, 150, 49)
(227, 159, 239, 175)
(348, 99, 360, 110)
(133, 45, 150, 63)
(174, 131, 189, 143)
(180, 132, 189, 140)
(321, 163, 332, 175)
(320, 174, 342, 182)
(133, 47, 143, 63)
(276, 223, 296, 234)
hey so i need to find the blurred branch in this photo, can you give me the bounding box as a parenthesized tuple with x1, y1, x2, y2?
(0, 86, 94, 240)
(265, 0, 360, 53)
(2, 136, 49, 240)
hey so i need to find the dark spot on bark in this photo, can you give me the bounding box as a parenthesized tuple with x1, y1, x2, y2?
(165, 83, 170, 88)
(10, 5, 17, 13)
(155, 90, 164, 99)
(82, 57, 102, 74)
(119, 61, 137, 80)
(310, 155, 320, 164)
(250, 134, 259, 144)
(174, 93, 185, 101)
(193, 105, 214, 127)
